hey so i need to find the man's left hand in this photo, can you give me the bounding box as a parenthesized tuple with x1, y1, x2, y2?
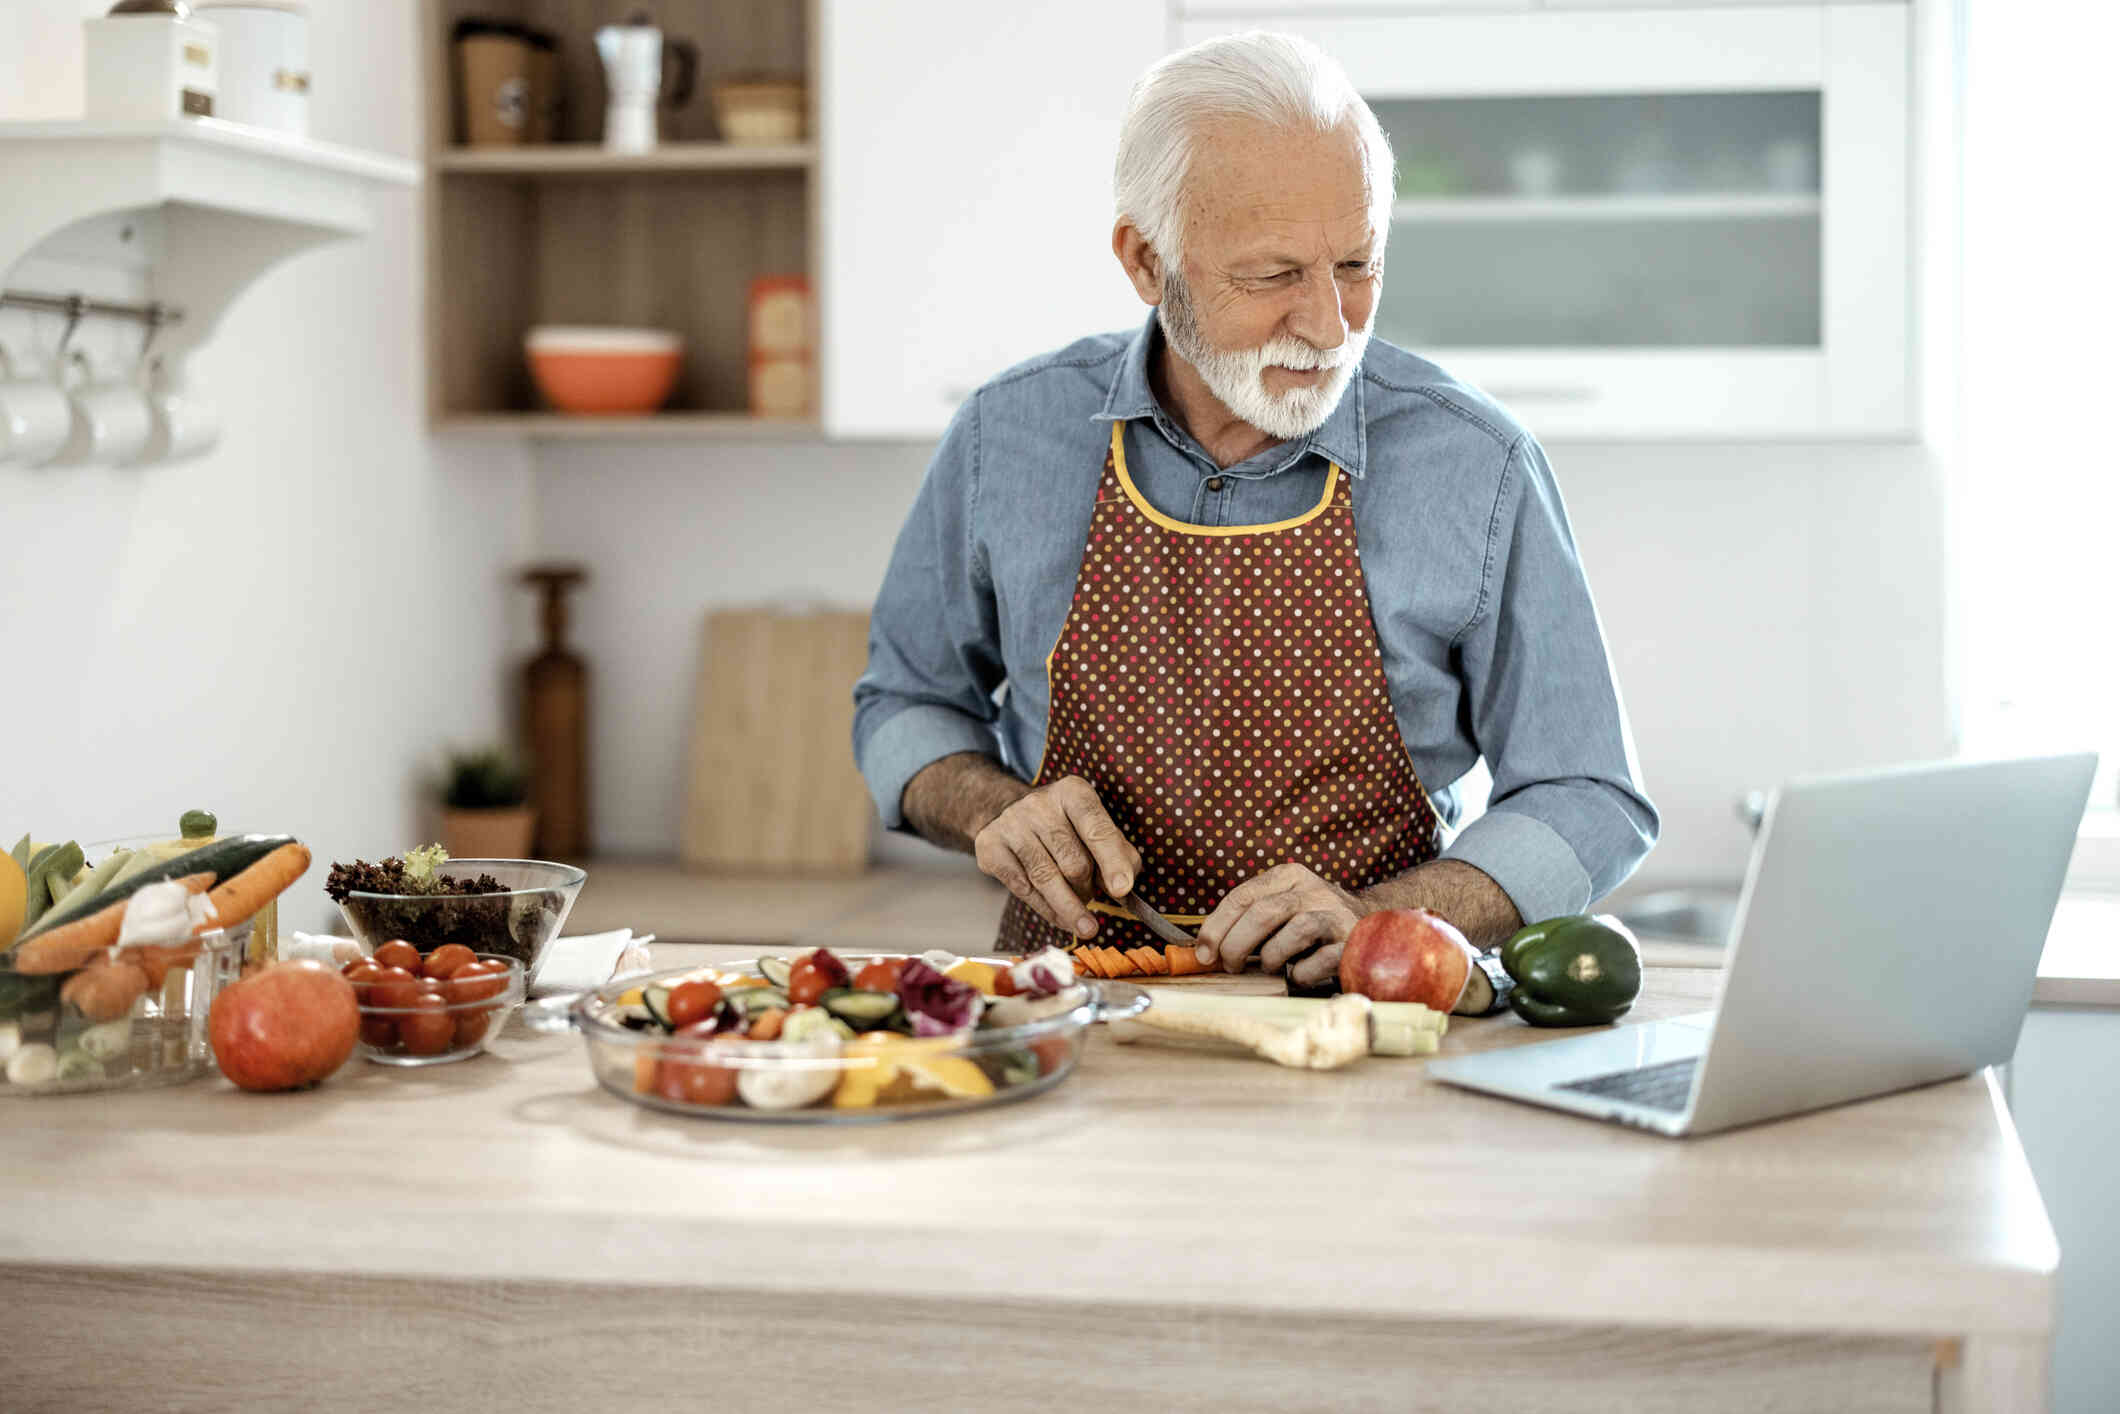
(1195, 863, 1373, 986)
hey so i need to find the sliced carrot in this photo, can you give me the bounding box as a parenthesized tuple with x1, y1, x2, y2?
(1166, 944, 1211, 977)
(1100, 946, 1133, 977)
(194, 842, 312, 934)
(1071, 946, 1103, 978)
(11, 872, 214, 975)
(1144, 946, 1171, 976)
(1125, 946, 1162, 976)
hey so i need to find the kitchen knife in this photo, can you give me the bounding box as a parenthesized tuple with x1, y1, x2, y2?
(1119, 892, 1196, 946)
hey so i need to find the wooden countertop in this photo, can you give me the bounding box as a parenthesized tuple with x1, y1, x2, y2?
(0, 943, 2054, 1349)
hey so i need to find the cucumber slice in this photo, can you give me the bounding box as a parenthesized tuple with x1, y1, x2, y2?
(641, 983, 675, 1030)
(723, 986, 789, 1015)
(781, 1007, 855, 1044)
(756, 955, 792, 989)
(822, 988, 900, 1028)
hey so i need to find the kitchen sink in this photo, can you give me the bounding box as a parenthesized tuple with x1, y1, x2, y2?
(1612, 889, 1740, 947)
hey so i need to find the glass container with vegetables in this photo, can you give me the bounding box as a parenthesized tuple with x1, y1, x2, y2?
(524, 946, 1149, 1123)
(326, 848, 584, 978)
(0, 815, 314, 1095)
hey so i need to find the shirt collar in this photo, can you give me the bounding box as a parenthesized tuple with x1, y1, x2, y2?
(1092, 309, 1369, 479)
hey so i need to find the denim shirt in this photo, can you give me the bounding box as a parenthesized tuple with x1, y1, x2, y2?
(852, 312, 1659, 923)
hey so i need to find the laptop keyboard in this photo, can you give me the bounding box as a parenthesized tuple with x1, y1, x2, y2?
(1558, 1056, 1700, 1112)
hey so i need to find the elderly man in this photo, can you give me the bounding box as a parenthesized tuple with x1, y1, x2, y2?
(853, 33, 1656, 1011)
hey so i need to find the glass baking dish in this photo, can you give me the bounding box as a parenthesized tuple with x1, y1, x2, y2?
(525, 955, 1148, 1123)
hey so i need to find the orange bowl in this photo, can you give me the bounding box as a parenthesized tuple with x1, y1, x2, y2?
(525, 327, 682, 414)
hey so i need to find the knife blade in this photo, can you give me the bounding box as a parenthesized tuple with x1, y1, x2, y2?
(1119, 892, 1198, 947)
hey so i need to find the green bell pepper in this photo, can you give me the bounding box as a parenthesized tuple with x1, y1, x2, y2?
(1499, 914, 1642, 1027)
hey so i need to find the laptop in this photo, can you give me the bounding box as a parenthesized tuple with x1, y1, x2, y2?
(1428, 752, 2097, 1137)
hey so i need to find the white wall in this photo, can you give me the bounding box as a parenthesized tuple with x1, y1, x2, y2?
(0, 0, 534, 932)
(536, 432, 1951, 891)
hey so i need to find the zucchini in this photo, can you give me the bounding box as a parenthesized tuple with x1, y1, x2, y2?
(15, 834, 296, 945)
(641, 983, 675, 1030)
(179, 810, 218, 840)
(723, 986, 789, 1015)
(756, 955, 792, 989)
(821, 988, 900, 1028)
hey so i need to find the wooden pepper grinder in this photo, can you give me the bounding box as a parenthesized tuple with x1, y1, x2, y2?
(522, 565, 589, 858)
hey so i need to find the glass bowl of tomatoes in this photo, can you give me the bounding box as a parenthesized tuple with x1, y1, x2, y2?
(521, 948, 1151, 1122)
(341, 942, 524, 1066)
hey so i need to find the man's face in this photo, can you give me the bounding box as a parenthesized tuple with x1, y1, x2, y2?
(1157, 119, 1382, 440)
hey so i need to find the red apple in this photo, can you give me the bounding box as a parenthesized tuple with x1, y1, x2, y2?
(208, 959, 360, 1092)
(1338, 908, 1476, 1012)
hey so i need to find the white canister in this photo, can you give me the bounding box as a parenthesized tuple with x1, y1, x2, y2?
(195, 0, 309, 136)
(83, 0, 219, 123)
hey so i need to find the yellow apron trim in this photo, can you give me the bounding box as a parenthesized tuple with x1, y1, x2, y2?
(1108, 421, 1340, 536)
(1086, 898, 1208, 925)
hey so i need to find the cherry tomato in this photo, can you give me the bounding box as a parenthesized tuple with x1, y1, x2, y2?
(655, 1048, 738, 1106)
(1031, 1035, 1072, 1076)
(747, 1007, 787, 1040)
(452, 1009, 494, 1048)
(358, 1014, 398, 1049)
(421, 943, 477, 980)
(367, 967, 430, 1011)
(787, 959, 834, 1006)
(397, 993, 456, 1055)
(666, 979, 724, 1029)
(372, 940, 421, 973)
(446, 959, 510, 1006)
(342, 960, 388, 993)
(993, 967, 1021, 997)
(853, 959, 905, 993)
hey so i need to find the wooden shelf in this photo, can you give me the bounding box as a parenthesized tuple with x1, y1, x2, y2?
(0, 118, 417, 374)
(433, 141, 814, 176)
(1393, 192, 1820, 224)
(437, 412, 820, 441)
(422, 0, 814, 429)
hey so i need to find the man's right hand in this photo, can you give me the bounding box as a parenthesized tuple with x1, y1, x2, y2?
(972, 775, 1143, 940)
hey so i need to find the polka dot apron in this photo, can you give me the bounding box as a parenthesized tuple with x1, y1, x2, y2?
(996, 421, 1443, 956)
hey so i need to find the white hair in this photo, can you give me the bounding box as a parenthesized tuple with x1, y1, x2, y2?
(1114, 31, 1395, 272)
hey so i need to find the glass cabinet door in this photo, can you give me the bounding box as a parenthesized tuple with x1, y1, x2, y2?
(1180, 7, 1911, 441)
(1372, 90, 1821, 351)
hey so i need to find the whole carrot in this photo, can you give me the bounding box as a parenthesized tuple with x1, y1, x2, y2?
(192, 842, 312, 935)
(10, 872, 215, 976)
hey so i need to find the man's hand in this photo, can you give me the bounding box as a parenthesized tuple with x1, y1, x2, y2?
(1197, 858, 1524, 1002)
(1194, 863, 1374, 984)
(971, 775, 1143, 941)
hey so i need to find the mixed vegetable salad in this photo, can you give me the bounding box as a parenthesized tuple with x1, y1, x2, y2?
(600, 945, 1090, 1114)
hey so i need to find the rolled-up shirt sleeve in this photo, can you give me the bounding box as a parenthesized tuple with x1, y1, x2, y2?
(1441, 434, 1659, 922)
(853, 395, 1008, 829)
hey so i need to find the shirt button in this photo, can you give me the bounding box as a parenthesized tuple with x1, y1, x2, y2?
(1206, 477, 1226, 492)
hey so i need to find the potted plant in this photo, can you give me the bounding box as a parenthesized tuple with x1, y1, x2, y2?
(438, 747, 535, 860)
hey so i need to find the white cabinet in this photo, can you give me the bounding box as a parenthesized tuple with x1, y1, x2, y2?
(818, 0, 1165, 439)
(1179, 5, 1913, 439)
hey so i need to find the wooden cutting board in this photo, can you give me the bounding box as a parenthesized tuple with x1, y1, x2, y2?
(680, 607, 875, 874)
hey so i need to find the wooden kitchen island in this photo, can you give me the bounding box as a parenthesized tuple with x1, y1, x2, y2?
(0, 944, 2053, 1413)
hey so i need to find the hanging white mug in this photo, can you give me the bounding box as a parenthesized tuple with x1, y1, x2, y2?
(0, 346, 73, 468)
(138, 359, 221, 464)
(56, 350, 153, 467)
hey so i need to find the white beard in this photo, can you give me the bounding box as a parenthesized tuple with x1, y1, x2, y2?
(1158, 269, 1369, 441)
